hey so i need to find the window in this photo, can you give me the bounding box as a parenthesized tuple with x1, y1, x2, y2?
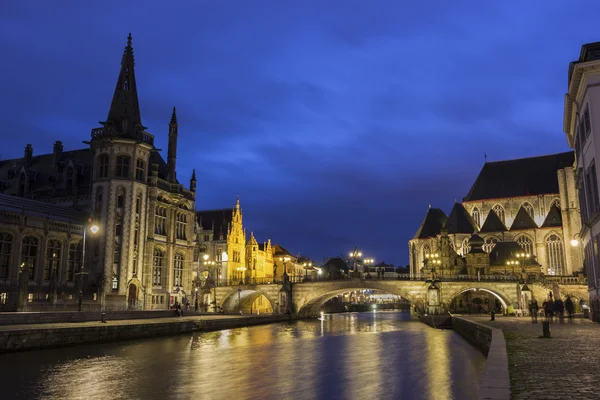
(44, 240, 62, 281)
(492, 204, 505, 225)
(116, 155, 130, 178)
(584, 106, 592, 138)
(94, 187, 103, 217)
(176, 213, 187, 240)
(174, 253, 184, 287)
(216, 248, 223, 261)
(153, 248, 163, 286)
(21, 236, 38, 280)
(203, 234, 210, 242)
(0, 233, 12, 279)
(482, 237, 498, 253)
(67, 242, 82, 282)
(116, 187, 125, 209)
(135, 159, 145, 182)
(112, 276, 118, 290)
(115, 222, 122, 237)
(155, 207, 167, 235)
(461, 238, 470, 256)
(471, 207, 480, 227)
(522, 203, 534, 219)
(585, 161, 600, 214)
(516, 236, 533, 256)
(422, 244, 431, 260)
(546, 234, 565, 275)
(97, 154, 109, 178)
(113, 248, 121, 265)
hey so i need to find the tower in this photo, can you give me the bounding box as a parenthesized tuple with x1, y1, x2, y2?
(167, 107, 178, 183)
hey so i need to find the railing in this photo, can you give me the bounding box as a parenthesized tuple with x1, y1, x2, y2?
(90, 127, 155, 147)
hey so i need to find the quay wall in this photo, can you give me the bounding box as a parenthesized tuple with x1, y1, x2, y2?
(0, 315, 292, 353)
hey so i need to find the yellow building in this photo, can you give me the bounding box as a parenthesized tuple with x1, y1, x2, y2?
(245, 232, 274, 283)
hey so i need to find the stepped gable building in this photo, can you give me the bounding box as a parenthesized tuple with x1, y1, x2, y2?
(0, 34, 197, 311)
(409, 151, 582, 278)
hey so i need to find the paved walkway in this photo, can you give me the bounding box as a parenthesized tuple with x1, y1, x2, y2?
(467, 316, 598, 400)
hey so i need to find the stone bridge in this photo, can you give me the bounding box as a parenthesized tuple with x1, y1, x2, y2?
(213, 279, 589, 318)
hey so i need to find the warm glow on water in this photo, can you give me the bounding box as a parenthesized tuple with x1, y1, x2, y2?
(0, 311, 485, 399)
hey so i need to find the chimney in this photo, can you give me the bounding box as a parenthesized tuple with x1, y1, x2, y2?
(24, 144, 33, 165)
(53, 141, 63, 167)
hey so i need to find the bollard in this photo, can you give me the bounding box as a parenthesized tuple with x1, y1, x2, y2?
(101, 312, 107, 323)
(542, 321, 551, 338)
(490, 311, 495, 321)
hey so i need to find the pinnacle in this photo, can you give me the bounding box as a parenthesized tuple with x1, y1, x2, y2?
(170, 106, 177, 124)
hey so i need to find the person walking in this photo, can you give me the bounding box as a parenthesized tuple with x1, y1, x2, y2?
(565, 295, 575, 323)
(554, 297, 565, 324)
(530, 298, 539, 323)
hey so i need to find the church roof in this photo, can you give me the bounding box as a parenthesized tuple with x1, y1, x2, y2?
(463, 152, 574, 201)
(510, 206, 539, 230)
(196, 209, 233, 240)
(0, 192, 87, 223)
(479, 210, 508, 233)
(444, 203, 478, 234)
(413, 208, 448, 239)
(489, 241, 541, 266)
(541, 204, 563, 228)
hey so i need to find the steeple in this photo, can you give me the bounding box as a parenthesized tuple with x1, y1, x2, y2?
(103, 33, 143, 138)
(167, 107, 178, 182)
(189, 168, 196, 192)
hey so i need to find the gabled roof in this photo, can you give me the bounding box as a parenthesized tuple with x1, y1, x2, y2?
(479, 210, 507, 233)
(413, 208, 448, 239)
(196, 209, 233, 240)
(444, 203, 478, 234)
(272, 244, 293, 257)
(463, 152, 574, 201)
(510, 207, 538, 230)
(541, 204, 563, 228)
(489, 241, 541, 266)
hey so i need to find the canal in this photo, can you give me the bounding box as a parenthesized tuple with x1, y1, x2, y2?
(0, 311, 486, 400)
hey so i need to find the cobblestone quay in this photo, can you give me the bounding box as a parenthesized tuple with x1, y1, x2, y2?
(467, 316, 598, 400)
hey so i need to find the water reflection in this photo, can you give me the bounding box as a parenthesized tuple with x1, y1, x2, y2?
(0, 311, 485, 400)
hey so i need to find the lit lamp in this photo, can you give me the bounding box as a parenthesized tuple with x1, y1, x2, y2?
(78, 223, 99, 312)
(236, 266, 247, 285)
(571, 233, 581, 247)
(349, 248, 362, 276)
(279, 256, 291, 277)
(303, 261, 313, 281)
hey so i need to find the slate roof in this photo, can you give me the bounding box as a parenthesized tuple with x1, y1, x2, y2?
(489, 241, 541, 267)
(444, 203, 478, 234)
(541, 204, 563, 228)
(479, 210, 508, 233)
(272, 244, 293, 257)
(196, 209, 233, 240)
(413, 208, 448, 239)
(463, 152, 574, 201)
(0, 192, 88, 223)
(510, 207, 538, 230)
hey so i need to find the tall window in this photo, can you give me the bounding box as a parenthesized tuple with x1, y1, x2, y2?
(422, 244, 431, 260)
(153, 248, 163, 286)
(21, 236, 38, 280)
(471, 207, 480, 227)
(135, 159, 145, 182)
(44, 239, 62, 281)
(176, 213, 187, 240)
(546, 234, 565, 275)
(586, 161, 600, 214)
(0, 233, 12, 279)
(482, 237, 498, 253)
(94, 187, 103, 217)
(97, 154, 109, 178)
(116, 155, 130, 178)
(174, 253, 184, 287)
(492, 204, 505, 225)
(516, 236, 533, 256)
(461, 237, 470, 256)
(155, 207, 167, 235)
(522, 202, 534, 219)
(584, 106, 592, 139)
(67, 242, 82, 282)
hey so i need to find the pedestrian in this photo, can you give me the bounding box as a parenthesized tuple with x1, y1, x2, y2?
(530, 299, 539, 324)
(554, 297, 565, 324)
(565, 295, 575, 323)
(544, 299, 554, 323)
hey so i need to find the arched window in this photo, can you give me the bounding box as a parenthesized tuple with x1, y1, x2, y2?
(97, 154, 109, 178)
(516, 236, 534, 256)
(116, 187, 125, 210)
(176, 213, 187, 240)
(116, 155, 130, 178)
(21, 236, 38, 280)
(522, 202, 534, 219)
(461, 237, 470, 256)
(422, 244, 431, 260)
(135, 159, 145, 182)
(67, 242, 82, 282)
(492, 204, 505, 224)
(482, 237, 498, 253)
(0, 232, 12, 279)
(155, 207, 167, 235)
(44, 239, 62, 281)
(546, 234, 565, 275)
(153, 248, 163, 286)
(472, 207, 481, 227)
(174, 253, 184, 287)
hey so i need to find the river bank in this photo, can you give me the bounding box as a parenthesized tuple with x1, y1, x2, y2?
(0, 313, 293, 353)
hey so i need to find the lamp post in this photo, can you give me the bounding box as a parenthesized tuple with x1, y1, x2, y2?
(279, 256, 290, 280)
(425, 252, 441, 279)
(317, 267, 322, 281)
(303, 261, 312, 282)
(78, 223, 99, 312)
(237, 266, 247, 285)
(349, 247, 362, 277)
(364, 258, 374, 278)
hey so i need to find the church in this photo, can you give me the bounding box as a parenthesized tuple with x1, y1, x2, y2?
(409, 152, 583, 279)
(0, 35, 196, 311)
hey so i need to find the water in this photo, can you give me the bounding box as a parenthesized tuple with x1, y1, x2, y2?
(0, 311, 486, 400)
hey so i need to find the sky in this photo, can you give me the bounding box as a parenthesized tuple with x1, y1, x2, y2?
(1, 1, 599, 267)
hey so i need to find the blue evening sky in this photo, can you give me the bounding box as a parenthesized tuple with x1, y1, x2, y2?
(1, 1, 598, 266)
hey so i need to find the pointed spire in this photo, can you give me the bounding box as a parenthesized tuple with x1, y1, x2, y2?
(189, 168, 196, 192)
(104, 33, 142, 138)
(170, 107, 177, 124)
(167, 106, 178, 183)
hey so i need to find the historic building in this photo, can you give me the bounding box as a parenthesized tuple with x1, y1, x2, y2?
(564, 41, 600, 319)
(409, 152, 583, 279)
(0, 34, 196, 311)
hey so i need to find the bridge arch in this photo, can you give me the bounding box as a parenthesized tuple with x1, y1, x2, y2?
(445, 284, 515, 313)
(220, 287, 278, 314)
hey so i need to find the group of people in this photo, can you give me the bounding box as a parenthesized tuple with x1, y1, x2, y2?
(172, 301, 190, 317)
(529, 293, 576, 323)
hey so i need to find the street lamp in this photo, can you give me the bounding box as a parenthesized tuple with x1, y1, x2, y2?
(425, 253, 441, 278)
(237, 266, 247, 285)
(303, 261, 313, 281)
(78, 223, 99, 312)
(349, 248, 362, 276)
(364, 258, 374, 278)
(317, 268, 322, 281)
(279, 256, 291, 279)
